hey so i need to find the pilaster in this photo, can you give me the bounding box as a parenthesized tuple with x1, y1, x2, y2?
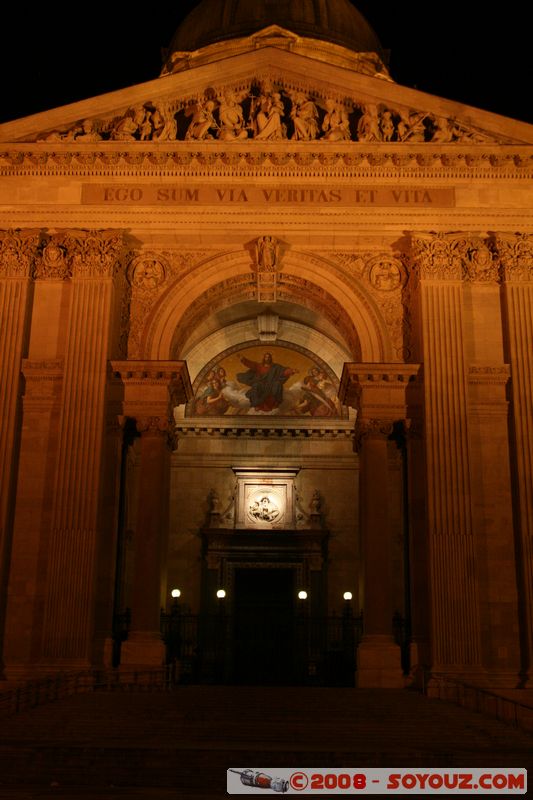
(111, 361, 192, 668)
(411, 232, 482, 676)
(39, 230, 129, 669)
(0, 230, 39, 677)
(340, 364, 420, 687)
(496, 233, 533, 686)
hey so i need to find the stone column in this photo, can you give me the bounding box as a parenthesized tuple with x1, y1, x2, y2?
(411, 233, 482, 677)
(0, 230, 39, 677)
(496, 233, 533, 686)
(111, 362, 192, 668)
(340, 364, 420, 687)
(39, 230, 129, 669)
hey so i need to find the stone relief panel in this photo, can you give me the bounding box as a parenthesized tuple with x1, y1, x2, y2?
(29, 75, 513, 145)
(188, 344, 344, 419)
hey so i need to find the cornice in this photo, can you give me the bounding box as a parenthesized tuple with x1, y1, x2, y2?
(2, 144, 533, 179)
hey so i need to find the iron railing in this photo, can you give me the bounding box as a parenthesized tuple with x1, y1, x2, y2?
(0, 667, 172, 716)
(160, 610, 364, 686)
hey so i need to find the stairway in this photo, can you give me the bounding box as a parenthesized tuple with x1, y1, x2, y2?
(0, 686, 531, 798)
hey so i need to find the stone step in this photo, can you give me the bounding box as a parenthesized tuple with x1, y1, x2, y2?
(0, 687, 531, 794)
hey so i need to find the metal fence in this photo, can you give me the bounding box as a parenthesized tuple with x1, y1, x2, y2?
(160, 611, 364, 686)
(0, 667, 172, 716)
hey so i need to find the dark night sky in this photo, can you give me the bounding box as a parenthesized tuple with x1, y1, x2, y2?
(0, 3, 530, 126)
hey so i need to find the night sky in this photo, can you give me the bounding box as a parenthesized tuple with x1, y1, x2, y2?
(0, 3, 530, 127)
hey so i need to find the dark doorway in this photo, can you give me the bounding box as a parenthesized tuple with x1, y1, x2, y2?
(233, 568, 295, 685)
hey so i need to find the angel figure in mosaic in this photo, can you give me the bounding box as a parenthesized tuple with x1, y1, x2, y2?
(321, 99, 350, 141)
(290, 92, 319, 141)
(218, 90, 248, 140)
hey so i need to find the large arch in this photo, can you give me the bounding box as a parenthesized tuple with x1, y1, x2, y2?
(140, 249, 391, 362)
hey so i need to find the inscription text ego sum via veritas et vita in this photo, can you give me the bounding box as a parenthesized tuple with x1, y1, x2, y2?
(81, 185, 455, 207)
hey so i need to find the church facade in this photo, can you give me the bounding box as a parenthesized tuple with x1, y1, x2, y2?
(1, 1, 532, 689)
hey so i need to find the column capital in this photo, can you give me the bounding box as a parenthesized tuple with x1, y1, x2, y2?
(0, 229, 41, 278)
(340, 362, 421, 418)
(355, 418, 394, 451)
(493, 232, 533, 283)
(110, 359, 193, 423)
(411, 232, 497, 283)
(65, 229, 130, 279)
(135, 416, 170, 437)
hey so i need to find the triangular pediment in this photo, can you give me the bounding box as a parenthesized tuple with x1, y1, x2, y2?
(1, 46, 533, 146)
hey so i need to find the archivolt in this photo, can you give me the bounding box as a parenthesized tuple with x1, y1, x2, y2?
(140, 250, 391, 362)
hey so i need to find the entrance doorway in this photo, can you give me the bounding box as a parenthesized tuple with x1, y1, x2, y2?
(233, 567, 295, 685)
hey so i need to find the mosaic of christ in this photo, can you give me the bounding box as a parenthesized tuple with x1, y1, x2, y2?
(191, 346, 342, 418)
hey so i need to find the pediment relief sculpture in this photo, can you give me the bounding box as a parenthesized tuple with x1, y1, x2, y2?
(30, 78, 510, 146)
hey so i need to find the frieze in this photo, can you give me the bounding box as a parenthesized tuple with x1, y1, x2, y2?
(2, 148, 533, 179)
(25, 76, 514, 147)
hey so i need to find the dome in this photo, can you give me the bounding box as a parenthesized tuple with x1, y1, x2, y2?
(167, 0, 385, 60)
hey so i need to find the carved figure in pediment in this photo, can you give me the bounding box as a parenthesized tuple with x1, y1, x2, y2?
(322, 99, 350, 141)
(290, 92, 319, 141)
(111, 106, 149, 141)
(431, 116, 455, 143)
(251, 80, 286, 140)
(217, 90, 248, 140)
(397, 110, 427, 142)
(74, 119, 102, 142)
(150, 102, 177, 141)
(38, 124, 82, 143)
(185, 98, 218, 140)
(357, 104, 382, 141)
(380, 110, 395, 141)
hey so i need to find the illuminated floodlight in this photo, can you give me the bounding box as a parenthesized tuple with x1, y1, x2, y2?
(217, 589, 226, 599)
(171, 589, 181, 599)
(343, 592, 353, 601)
(298, 590, 308, 600)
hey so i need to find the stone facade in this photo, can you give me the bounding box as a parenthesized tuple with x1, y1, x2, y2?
(0, 13, 532, 688)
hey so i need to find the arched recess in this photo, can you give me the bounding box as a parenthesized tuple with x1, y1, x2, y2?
(140, 249, 392, 363)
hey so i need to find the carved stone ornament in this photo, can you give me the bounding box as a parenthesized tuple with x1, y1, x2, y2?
(34, 236, 70, 280)
(129, 254, 168, 291)
(367, 256, 405, 291)
(255, 235, 279, 272)
(0, 230, 40, 278)
(65, 230, 127, 278)
(135, 415, 170, 436)
(354, 418, 394, 452)
(495, 233, 533, 283)
(460, 238, 499, 283)
(28, 76, 513, 146)
(411, 233, 466, 281)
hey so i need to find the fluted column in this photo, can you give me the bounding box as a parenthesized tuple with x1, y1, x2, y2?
(0, 230, 39, 677)
(412, 233, 482, 675)
(111, 361, 192, 668)
(40, 231, 128, 668)
(340, 364, 420, 687)
(496, 233, 533, 686)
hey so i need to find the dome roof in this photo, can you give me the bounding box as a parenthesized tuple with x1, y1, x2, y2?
(167, 0, 384, 59)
